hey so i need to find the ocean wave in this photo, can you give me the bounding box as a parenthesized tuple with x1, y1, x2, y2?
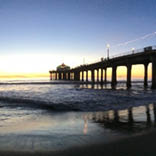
(0, 91, 155, 112)
(0, 81, 155, 112)
(0, 96, 81, 111)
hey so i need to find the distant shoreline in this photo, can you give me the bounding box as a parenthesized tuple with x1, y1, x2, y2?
(0, 80, 152, 85)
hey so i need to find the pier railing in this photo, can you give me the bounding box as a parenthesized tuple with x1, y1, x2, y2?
(71, 45, 156, 69)
(109, 48, 144, 59)
(110, 45, 156, 59)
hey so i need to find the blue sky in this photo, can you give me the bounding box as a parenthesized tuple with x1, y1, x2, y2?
(0, 0, 156, 75)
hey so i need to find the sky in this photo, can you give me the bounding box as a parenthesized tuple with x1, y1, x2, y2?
(0, 0, 156, 78)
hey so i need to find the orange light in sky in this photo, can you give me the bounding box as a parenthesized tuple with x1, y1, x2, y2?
(0, 53, 152, 79)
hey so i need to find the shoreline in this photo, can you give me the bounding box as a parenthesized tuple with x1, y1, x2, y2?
(0, 80, 152, 85)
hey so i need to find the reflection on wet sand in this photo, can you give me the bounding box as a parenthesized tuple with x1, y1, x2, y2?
(0, 103, 156, 151)
(83, 116, 88, 135)
(83, 104, 156, 134)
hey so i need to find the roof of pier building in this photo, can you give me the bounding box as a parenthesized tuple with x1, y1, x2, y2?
(57, 63, 70, 71)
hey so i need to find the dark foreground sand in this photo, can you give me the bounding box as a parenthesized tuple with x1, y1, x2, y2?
(1, 130, 156, 156)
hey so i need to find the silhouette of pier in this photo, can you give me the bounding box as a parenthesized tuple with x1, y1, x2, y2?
(49, 46, 156, 89)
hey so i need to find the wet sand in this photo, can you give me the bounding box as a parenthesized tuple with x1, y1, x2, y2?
(0, 99, 156, 155)
(0, 104, 155, 155)
(0, 129, 155, 156)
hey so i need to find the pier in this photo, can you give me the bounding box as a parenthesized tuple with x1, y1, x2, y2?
(49, 46, 156, 89)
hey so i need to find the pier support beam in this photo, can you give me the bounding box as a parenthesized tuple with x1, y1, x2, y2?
(74, 71, 80, 81)
(74, 72, 76, 81)
(97, 69, 99, 82)
(63, 72, 66, 80)
(78, 72, 80, 81)
(111, 66, 117, 87)
(144, 63, 148, 87)
(68, 72, 70, 80)
(152, 57, 156, 89)
(101, 68, 103, 83)
(59, 73, 61, 80)
(91, 70, 95, 83)
(82, 71, 84, 81)
(104, 68, 107, 83)
(127, 64, 132, 88)
(50, 72, 52, 80)
(55, 73, 57, 80)
(86, 71, 88, 82)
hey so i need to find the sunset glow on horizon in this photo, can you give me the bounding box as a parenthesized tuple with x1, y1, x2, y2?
(0, 52, 152, 79)
(0, 52, 153, 79)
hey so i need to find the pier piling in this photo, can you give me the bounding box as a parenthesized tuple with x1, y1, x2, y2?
(152, 57, 156, 89)
(111, 66, 117, 87)
(127, 64, 132, 88)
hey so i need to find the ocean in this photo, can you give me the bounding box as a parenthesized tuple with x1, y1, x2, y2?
(0, 78, 155, 152)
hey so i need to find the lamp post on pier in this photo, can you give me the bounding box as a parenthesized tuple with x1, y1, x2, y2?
(132, 48, 135, 54)
(107, 44, 110, 59)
